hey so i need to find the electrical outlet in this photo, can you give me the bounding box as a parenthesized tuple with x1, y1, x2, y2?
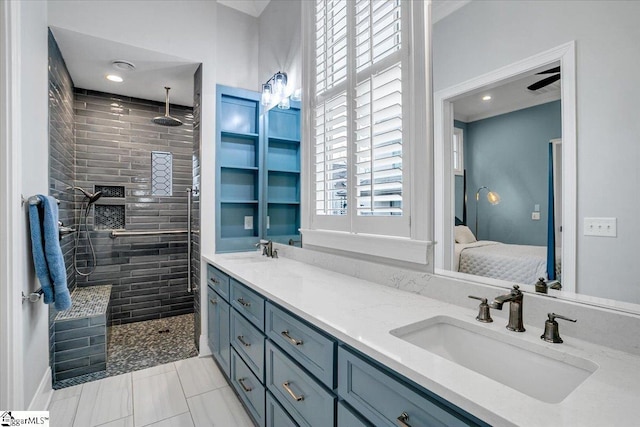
(244, 216, 253, 230)
(584, 217, 616, 237)
(532, 212, 541, 220)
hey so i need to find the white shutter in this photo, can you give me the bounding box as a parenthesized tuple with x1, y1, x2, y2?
(315, 93, 348, 216)
(311, 0, 410, 233)
(316, 0, 348, 97)
(355, 63, 403, 216)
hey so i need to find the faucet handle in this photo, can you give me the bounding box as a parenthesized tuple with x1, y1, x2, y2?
(541, 313, 577, 343)
(468, 295, 493, 323)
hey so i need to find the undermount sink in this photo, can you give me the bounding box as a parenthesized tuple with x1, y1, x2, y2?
(390, 316, 598, 403)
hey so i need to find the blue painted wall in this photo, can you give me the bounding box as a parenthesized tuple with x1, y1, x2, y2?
(453, 120, 467, 222)
(458, 101, 561, 245)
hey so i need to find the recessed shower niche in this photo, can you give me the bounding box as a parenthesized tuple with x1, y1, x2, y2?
(94, 204, 125, 230)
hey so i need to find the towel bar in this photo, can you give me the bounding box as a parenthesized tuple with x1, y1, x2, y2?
(109, 229, 190, 238)
(27, 195, 61, 206)
(22, 288, 44, 304)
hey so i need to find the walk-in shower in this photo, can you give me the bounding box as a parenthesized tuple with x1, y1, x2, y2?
(48, 28, 202, 389)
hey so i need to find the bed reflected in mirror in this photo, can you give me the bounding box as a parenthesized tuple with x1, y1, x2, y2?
(438, 59, 566, 289)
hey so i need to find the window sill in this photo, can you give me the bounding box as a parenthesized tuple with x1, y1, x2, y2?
(300, 229, 434, 265)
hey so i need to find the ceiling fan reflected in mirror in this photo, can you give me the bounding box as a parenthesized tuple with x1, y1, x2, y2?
(527, 66, 561, 91)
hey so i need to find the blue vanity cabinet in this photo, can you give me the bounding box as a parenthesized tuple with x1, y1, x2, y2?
(207, 263, 230, 302)
(230, 278, 265, 330)
(337, 346, 486, 427)
(207, 284, 231, 378)
(231, 347, 266, 426)
(206, 262, 489, 427)
(216, 85, 301, 253)
(265, 341, 335, 427)
(231, 309, 266, 382)
(266, 391, 299, 427)
(265, 302, 335, 388)
(337, 401, 373, 427)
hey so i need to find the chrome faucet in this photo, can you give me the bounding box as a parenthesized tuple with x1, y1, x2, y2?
(256, 239, 278, 258)
(489, 285, 525, 332)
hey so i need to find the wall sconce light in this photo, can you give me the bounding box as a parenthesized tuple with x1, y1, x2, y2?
(475, 186, 501, 240)
(261, 71, 291, 109)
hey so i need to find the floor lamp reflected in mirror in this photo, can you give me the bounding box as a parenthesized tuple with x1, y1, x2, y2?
(475, 186, 501, 240)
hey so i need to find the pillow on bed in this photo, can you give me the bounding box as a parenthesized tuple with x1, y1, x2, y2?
(455, 225, 477, 243)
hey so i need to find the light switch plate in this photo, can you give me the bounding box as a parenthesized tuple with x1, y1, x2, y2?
(532, 212, 541, 220)
(244, 216, 253, 230)
(267, 216, 270, 229)
(584, 217, 616, 237)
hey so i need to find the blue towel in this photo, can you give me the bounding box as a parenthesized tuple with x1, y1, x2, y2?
(28, 195, 72, 310)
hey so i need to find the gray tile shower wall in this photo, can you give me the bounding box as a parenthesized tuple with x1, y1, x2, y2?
(48, 30, 76, 367)
(73, 88, 195, 324)
(192, 65, 202, 350)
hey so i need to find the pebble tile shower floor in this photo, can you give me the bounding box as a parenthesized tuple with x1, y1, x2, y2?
(54, 314, 198, 389)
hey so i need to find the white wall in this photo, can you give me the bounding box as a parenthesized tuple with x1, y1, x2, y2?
(433, 1, 640, 303)
(258, 0, 302, 93)
(217, 4, 259, 90)
(17, 0, 51, 408)
(0, 0, 50, 409)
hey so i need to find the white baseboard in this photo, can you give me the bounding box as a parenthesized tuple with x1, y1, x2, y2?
(199, 334, 212, 357)
(29, 367, 52, 411)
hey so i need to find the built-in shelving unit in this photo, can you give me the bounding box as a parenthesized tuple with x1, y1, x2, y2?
(265, 107, 301, 245)
(216, 85, 300, 252)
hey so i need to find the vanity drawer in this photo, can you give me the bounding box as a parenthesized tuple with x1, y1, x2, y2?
(266, 341, 335, 427)
(231, 348, 265, 427)
(266, 390, 298, 427)
(231, 308, 265, 382)
(338, 401, 372, 427)
(265, 302, 336, 388)
(338, 347, 479, 427)
(231, 279, 265, 330)
(207, 264, 230, 301)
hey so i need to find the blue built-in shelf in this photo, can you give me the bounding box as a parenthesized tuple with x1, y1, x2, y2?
(216, 84, 301, 252)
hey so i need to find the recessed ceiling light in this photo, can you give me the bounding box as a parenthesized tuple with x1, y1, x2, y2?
(482, 95, 492, 101)
(106, 74, 123, 83)
(111, 60, 136, 71)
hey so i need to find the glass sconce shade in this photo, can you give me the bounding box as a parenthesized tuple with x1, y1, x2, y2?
(261, 83, 272, 106)
(274, 72, 288, 97)
(277, 96, 290, 110)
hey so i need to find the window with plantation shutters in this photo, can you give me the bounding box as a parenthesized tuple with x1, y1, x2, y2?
(310, 0, 412, 237)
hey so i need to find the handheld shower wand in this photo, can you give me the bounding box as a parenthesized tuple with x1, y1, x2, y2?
(67, 186, 102, 276)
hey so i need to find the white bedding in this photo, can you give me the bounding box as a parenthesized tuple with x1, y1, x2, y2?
(455, 241, 561, 285)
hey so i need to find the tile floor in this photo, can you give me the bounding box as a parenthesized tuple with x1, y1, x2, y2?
(54, 314, 198, 389)
(49, 356, 255, 427)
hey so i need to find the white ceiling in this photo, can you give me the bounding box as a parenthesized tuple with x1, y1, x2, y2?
(217, 0, 271, 17)
(452, 62, 561, 123)
(50, 27, 200, 107)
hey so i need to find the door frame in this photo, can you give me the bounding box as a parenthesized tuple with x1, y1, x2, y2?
(433, 41, 577, 293)
(0, 0, 26, 409)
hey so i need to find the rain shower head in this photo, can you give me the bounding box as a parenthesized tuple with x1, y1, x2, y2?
(153, 87, 183, 127)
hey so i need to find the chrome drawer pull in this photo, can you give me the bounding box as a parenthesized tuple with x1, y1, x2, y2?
(209, 298, 217, 305)
(237, 335, 251, 347)
(281, 330, 303, 346)
(210, 277, 219, 284)
(237, 297, 251, 307)
(282, 381, 304, 402)
(397, 412, 412, 427)
(237, 377, 253, 392)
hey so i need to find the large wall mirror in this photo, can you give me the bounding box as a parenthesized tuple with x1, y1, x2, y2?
(431, 1, 640, 309)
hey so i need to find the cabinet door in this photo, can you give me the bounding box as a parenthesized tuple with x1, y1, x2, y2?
(208, 286, 231, 377)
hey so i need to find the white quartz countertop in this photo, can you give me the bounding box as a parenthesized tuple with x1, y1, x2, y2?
(203, 252, 640, 426)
